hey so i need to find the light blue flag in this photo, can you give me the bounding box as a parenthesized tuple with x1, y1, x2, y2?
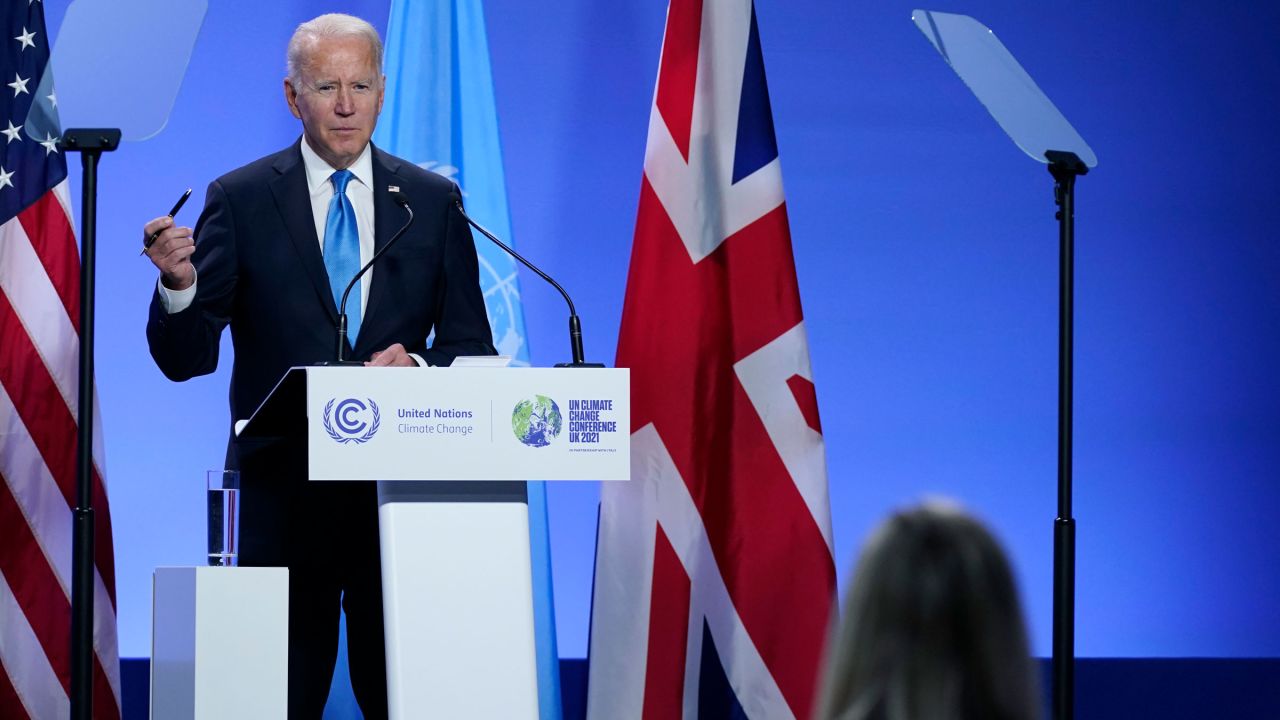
(376, 0, 532, 363)
(324, 1, 561, 719)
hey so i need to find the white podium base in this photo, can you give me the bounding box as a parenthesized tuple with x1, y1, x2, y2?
(150, 566, 288, 720)
(378, 482, 539, 719)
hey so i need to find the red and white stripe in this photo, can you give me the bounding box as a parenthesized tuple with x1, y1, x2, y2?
(1, 180, 122, 719)
(588, 2, 835, 718)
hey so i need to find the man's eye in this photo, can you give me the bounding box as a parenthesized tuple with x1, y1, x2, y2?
(315, 84, 336, 94)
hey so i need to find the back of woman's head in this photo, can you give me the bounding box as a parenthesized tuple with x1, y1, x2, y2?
(814, 501, 1041, 720)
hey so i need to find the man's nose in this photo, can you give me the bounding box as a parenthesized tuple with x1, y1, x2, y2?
(335, 87, 355, 115)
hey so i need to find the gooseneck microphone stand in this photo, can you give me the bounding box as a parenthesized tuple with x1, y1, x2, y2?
(1047, 149, 1087, 720)
(59, 127, 121, 720)
(449, 194, 603, 368)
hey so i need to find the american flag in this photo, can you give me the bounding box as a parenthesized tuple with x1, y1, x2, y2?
(1, 2, 122, 718)
(588, 1, 834, 718)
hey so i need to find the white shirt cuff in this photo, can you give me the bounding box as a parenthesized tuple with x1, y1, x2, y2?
(409, 353, 427, 367)
(157, 271, 197, 314)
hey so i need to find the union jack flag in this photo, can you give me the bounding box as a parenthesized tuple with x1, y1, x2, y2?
(588, 1, 834, 718)
(0, 2, 122, 718)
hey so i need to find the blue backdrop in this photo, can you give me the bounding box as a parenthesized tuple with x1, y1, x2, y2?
(41, 0, 1280, 661)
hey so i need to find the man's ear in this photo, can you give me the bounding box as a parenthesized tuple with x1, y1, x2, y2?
(283, 78, 302, 120)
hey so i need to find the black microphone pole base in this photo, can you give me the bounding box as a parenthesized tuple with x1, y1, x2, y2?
(314, 360, 365, 367)
(554, 361, 607, 368)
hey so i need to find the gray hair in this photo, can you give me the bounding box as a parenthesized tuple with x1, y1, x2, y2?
(286, 13, 383, 83)
(814, 500, 1042, 720)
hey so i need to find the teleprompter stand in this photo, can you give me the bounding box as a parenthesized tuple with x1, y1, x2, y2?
(59, 128, 121, 720)
(912, 11, 1098, 720)
(1048, 149, 1088, 720)
(46, 3, 207, 715)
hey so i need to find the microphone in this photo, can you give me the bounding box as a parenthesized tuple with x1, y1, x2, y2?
(448, 190, 602, 368)
(332, 190, 414, 364)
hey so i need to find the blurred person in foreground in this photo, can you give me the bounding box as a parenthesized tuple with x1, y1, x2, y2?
(813, 501, 1042, 720)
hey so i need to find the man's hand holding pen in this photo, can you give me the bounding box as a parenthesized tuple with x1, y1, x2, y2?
(143, 215, 196, 291)
(143, 188, 195, 291)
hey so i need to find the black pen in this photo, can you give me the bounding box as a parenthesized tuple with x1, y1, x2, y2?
(141, 188, 193, 255)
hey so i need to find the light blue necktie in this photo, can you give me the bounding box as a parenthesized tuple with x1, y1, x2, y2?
(323, 169, 360, 347)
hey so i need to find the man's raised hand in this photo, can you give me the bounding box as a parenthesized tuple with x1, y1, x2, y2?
(143, 216, 196, 290)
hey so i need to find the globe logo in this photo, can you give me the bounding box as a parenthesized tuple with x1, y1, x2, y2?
(323, 397, 380, 444)
(511, 395, 562, 447)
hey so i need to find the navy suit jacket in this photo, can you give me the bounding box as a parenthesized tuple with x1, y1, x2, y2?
(147, 140, 495, 562)
(148, 140, 495, 421)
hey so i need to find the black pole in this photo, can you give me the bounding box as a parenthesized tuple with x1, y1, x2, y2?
(61, 128, 121, 720)
(1046, 149, 1086, 720)
(336, 314, 349, 363)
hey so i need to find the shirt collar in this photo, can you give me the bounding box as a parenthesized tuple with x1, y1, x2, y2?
(299, 135, 374, 194)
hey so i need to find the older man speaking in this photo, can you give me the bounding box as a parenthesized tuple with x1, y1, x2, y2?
(143, 13, 495, 718)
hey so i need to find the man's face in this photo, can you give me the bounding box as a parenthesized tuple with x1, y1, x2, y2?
(284, 35, 385, 169)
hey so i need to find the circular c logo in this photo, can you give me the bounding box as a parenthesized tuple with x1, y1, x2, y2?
(323, 397, 381, 444)
(335, 398, 368, 435)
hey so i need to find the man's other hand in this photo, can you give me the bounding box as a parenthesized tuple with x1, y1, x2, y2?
(143, 216, 195, 291)
(367, 343, 416, 367)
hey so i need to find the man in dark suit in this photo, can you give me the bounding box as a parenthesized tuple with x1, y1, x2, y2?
(143, 13, 494, 718)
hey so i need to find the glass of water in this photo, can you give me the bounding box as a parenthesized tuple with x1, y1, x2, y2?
(207, 470, 240, 566)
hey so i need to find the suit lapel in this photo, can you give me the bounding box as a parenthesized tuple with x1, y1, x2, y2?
(363, 146, 402, 328)
(268, 142, 338, 323)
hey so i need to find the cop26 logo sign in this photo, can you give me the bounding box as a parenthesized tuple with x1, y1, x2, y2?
(324, 397, 381, 444)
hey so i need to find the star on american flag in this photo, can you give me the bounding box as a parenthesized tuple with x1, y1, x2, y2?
(2, 120, 19, 143)
(8, 72, 29, 96)
(38, 130, 58, 154)
(14, 27, 36, 51)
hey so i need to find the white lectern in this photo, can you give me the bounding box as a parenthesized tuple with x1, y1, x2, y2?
(239, 366, 629, 718)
